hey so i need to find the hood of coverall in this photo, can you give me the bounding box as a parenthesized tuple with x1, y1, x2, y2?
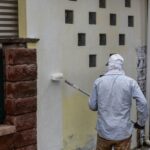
(107, 54, 124, 71)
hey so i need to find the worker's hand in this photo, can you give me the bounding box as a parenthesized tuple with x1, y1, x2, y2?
(134, 122, 144, 129)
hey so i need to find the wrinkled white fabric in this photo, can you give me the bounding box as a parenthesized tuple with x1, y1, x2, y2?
(89, 54, 148, 141)
(108, 54, 124, 63)
(108, 54, 124, 71)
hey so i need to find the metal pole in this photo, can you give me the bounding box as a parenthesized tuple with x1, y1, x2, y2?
(65, 80, 90, 97)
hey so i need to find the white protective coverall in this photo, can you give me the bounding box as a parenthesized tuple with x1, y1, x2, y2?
(89, 54, 148, 141)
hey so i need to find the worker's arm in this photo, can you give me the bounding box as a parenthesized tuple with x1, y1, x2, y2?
(88, 82, 98, 111)
(132, 80, 149, 127)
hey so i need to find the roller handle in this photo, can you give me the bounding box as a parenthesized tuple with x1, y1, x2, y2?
(65, 80, 90, 97)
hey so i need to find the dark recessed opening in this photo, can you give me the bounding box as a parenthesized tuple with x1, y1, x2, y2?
(78, 33, 86, 46)
(99, 0, 106, 8)
(125, 0, 131, 7)
(65, 10, 73, 24)
(119, 34, 125, 45)
(99, 34, 106, 45)
(89, 55, 96, 67)
(128, 16, 134, 27)
(110, 14, 116, 26)
(89, 12, 96, 24)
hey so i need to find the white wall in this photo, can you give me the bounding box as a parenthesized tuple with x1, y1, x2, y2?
(25, 0, 147, 149)
(26, 0, 64, 149)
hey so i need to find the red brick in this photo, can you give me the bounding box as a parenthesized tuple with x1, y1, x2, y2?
(6, 113, 36, 131)
(5, 99, 15, 115)
(14, 129, 36, 148)
(6, 81, 37, 99)
(0, 134, 14, 150)
(16, 145, 37, 150)
(5, 48, 36, 65)
(6, 64, 37, 82)
(5, 97, 37, 115)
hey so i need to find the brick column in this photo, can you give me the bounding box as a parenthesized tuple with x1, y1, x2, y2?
(0, 38, 39, 150)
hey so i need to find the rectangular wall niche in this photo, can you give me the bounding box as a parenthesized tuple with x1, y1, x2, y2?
(99, 0, 106, 8)
(65, 10, 73, 24)
(99, 34, 106, 45)
(78, 33, 86, 46)
(110, 14, 116, 25)
(128, 16, 134, 27)
(89, 12, 96, 24)
(125, 0, 131, 7)
(119, 34, 125, 45)
(89, 55, 96, 67)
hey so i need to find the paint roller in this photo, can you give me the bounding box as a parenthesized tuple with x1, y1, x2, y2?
(50, 73, 64, 81)
(51, 72, 90, 97)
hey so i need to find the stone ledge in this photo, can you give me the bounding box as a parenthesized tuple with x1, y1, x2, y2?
(0, 125, 16, 136)
(0, 37, 39, 44)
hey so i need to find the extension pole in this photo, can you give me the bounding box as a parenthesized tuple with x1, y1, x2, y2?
(65, 80, 90, 97)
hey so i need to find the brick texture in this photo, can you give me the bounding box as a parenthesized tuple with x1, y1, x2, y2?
(6, 113, 36, 131)
(6, 64, 37, 82)
(0, 134, 14, 150)
(5, 97, 37, 115)
(16, 145, 37, 150)
(6, 81, 37, 99)
(14, 129, 36, 148)
(5, 48, 36, 65)
(1, 43, 37, 150)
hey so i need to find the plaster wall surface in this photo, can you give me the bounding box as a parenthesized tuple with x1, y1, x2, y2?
(25, 0, 147, 149)
(26, 0, 64, 149)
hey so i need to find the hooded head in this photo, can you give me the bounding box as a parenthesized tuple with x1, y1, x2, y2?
(107, 54, 124, 71)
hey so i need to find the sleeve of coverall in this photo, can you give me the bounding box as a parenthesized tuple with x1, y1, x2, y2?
(132, 81, 149, 127)
(88, 82, 98, 111)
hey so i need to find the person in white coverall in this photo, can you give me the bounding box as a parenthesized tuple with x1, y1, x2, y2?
(89, 54, 148, 150)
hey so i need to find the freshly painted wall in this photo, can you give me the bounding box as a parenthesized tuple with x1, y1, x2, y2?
(18, 0, 148, 149)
